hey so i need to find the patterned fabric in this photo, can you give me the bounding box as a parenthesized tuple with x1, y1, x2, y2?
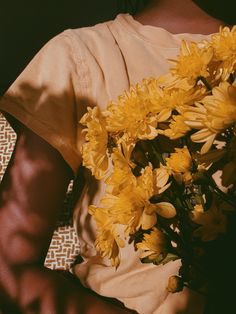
(0, 113, 80, 270)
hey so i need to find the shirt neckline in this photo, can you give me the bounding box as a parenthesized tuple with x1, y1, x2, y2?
(114, 13, 211, 48)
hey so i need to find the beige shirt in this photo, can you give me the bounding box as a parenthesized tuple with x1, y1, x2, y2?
(0, 14, 210, 314)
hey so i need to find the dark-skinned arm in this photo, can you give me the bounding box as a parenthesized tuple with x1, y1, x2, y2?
(0, 122, 136, 313)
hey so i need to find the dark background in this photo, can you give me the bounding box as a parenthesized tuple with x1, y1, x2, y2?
(2, 1, 234, 96)
(0, 0, 118, 95)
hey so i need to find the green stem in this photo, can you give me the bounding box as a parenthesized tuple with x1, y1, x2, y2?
(206, 174, 236, 208)
(212, 185, 236, 208)
(198, 76, 212, 91)
(149, 139, 165, 165)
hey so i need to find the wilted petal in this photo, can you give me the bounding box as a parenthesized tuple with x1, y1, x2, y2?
(154, 167, 170, 189)
(155, 202, 176, 218)
(200, 134, 216, 153)
(140, 209, 157, 230)
(191, 128, 214, 143)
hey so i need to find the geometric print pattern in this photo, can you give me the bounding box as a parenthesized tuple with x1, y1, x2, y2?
(0, 113, 17, 174)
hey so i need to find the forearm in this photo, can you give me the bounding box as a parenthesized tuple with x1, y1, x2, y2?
(0, 125, 135, 313)
(0, 125, 72, 305)
(0, 129, 71, 264)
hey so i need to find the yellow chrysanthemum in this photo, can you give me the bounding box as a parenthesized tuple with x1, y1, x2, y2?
(142, 78, 205, 122)
(134, 167, 176, 229)
(91, 166, 175, 242)
(170, 40, 213, 86)
(210, 26, 236, 80)
(81, 27, 236, 274)
(163, 114, 191, 139)
(95, 229, 122, 268)
(80, 107, 109, 179)
(105, 84, 158, 140)
(165, 146, 192, 183)
(191, 203, 227, 242)
(136, 228, 168, 261)
(203, 83, 236, 132)
(185, 82, 236, 153)
(140, 167, 175, 229)
(100, 167, 158, 233)
(88, 205, 125, 268)
(106, 144, 136, 195)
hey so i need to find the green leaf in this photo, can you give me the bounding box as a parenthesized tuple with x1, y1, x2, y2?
(160, 253, 180, 265)
(140, 253, 180, 266)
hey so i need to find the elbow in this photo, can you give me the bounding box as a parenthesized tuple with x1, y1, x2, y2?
(0, 213, 51, 268)
(0, 203, 55, 268)
(5, 231, 47, 267)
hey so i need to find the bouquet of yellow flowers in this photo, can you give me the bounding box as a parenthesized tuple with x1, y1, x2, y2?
(80, 26, 236, 294)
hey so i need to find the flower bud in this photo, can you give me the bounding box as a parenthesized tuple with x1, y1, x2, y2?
(167, 275, 184, 293)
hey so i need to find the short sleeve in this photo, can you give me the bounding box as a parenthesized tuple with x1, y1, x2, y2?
(0, 31, 84, 174)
